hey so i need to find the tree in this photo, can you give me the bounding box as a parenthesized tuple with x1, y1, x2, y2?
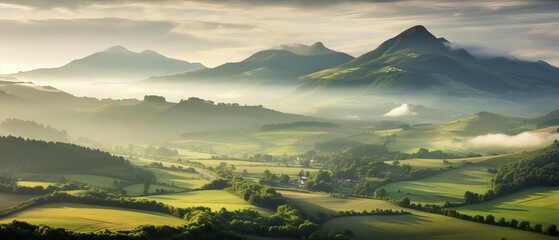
(279, 175, 291, 185)
(398, 197, 411, 207)
(143, 182, 150, 195)
(485, 214, 495, 224)
(544, 224, 557, 236)
(373, 188, 387, 199)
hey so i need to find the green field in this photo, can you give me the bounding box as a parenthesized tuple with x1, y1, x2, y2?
(123, 183, 186, 196)
(0, 193, 38, 210)
(135, 190, 272, 213)
(0, 203, 185, 232)
(279, 190, 402, 216)
(17, 181, 56, 188)
(382, 165, 494, 204)
(382, 155, 495, 170)
(280, 190, 552, 240)
(64, 174, 126, 188)
(150, 168, 208, 189)
(171, 128, 353, 157)
(454, 187, 559, 227)
(192, 159, 317, 177)
(321, 213, 555, 240)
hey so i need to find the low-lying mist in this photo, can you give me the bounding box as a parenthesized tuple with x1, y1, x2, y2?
(457, 131, 559, 154)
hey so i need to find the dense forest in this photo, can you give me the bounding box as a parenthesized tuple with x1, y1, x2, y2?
(0, 119, 68, 142)
(0, 136, 154, 182)
(492, 141, 559, 196)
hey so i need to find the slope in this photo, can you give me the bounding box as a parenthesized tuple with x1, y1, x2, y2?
(10, 46, 204, 81)
(304, 25, 559, 96)
(154, 42, 353, 82)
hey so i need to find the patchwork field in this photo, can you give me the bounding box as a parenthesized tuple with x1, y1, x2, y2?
(279, 190, 402, 216)
(135, 190, 272, 214)
(0, 203, 185, 232)
(453, 187, 559, 227)
(321, 213, 555, 240)
(382, 165, 494, 204)
(192, 159, 318, 177)
(64, 174, 126, 188)
(0, 193, 38, 210)
(280, 190, 553, 240)
(150, 168, 208, 189)
(17, 181, 56, 188)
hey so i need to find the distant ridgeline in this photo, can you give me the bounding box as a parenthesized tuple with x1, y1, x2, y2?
(0, 136, 154, 183)
(261, 121, 337, 131)
(0, 118, 68, 142)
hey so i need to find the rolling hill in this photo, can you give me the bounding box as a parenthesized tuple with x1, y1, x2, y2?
(153, 42, 354, 82)
(303, 25, 559, 96)
(9, 46, 205, 81)
(0, 81, 313, 141)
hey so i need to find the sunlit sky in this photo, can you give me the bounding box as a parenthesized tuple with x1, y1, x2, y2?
(0, 0, 558, 74)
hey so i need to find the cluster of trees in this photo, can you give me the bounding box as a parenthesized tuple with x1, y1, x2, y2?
(395, 197, 558, 237)
(305, 170, 333, 192)
(261, 121, 337, 131)
(0, 136, 155, 183)
(336, 208, 411, 218)
(258, 170, 291, 186)
(491, 141, 559, 197)
(143, 146, 178, 157)
(0, 119, 68, 142)
(229, 177, 287, 209)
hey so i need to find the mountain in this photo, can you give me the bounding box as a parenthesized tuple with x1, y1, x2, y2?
(535, 108, 559, 128)
(153, 42, 353, 82)
(303, 25, 559, 96)
(10, 46, 205, 81)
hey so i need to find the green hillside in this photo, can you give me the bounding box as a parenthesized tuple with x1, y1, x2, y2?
(303, 25, 559, 96)
(154, 42, 353, 82)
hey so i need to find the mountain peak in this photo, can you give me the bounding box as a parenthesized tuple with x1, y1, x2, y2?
(395, 25, 437, 41)
(103, 45, 131, 53)
(280, 42, 337, 56)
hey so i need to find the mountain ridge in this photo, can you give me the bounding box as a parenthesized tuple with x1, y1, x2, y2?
(9, 46, 205, 81)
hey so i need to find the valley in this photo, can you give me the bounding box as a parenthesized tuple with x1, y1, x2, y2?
(0, 6, 558, 240)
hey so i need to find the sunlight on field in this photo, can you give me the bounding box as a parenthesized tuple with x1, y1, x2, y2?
(136, 190, 272, 214)
(454, 187, 559, 227)
(382, 165, 494, 204)
(0, 203, 185, 232)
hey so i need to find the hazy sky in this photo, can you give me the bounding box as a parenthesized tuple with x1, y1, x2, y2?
(0, 0, 558, 74)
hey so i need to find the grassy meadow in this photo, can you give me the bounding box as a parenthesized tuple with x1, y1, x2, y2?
(321, 213, 555, 240)
(279, 190, 402, 216)
(135, 190, 272, 213)
(382, 165, 495, 204)
(453, 187, 559, 227)
(0, 203, 185, 232)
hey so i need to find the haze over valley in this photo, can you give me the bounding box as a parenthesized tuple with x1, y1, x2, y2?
(0, 1, 558, 240)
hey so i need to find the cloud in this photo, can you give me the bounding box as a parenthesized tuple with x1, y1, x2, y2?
(466, 132, 559, 151)
(383, 103, 417, 117)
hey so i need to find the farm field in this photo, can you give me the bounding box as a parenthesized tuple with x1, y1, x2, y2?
(63, 174, 125, 188)
(321, 213, 555, 240)
(382, 165, 494, 204)
(453, 187, 559, 227)
(135, 190, 272, 213)
(0, 203, 185, 232)
(382, 156, 495, 170)
(0, 193, 38, 210)
(279, 190, 402, 216)
(192, 159, 318, 177)
(123, 183, 186, 196)
(17, 181, 56, 188)
(280, 190, 553, 240)
(150, 168, 208, 189)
